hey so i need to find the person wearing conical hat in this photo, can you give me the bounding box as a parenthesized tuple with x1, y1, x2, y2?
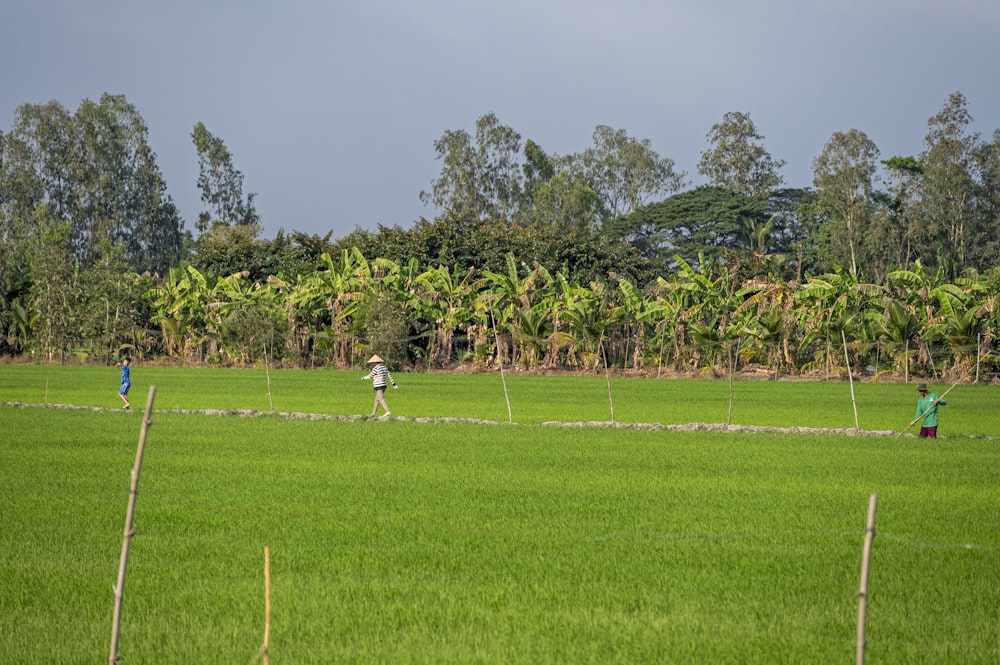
(361, 354, 397, 418)
(910, 382, 946, 439)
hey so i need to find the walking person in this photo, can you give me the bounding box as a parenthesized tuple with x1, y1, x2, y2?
(361, 354, 397, 418)
(115, 357, 132, 410)
(910, 382, 946, 438)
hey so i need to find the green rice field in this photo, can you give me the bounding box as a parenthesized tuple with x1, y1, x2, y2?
(1, 364, 997, 664)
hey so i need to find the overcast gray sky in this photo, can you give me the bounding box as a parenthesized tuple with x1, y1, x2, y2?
(3, 0, 998, 240)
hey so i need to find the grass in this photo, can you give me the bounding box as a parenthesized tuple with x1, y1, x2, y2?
(2, 363, 998, 434)
(0, 364, 998, 663)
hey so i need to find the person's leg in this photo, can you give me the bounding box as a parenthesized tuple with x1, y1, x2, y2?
(119, 385, 130, 409)
(371, 389, 380, 416)
(376, 389, 390, 416)
(928, 426, 937, 439)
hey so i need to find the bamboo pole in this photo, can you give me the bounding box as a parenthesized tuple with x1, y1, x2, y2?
(265, 340, 274, 412)
(601, 339, 615, 424)
(109, 386, 156, 665)
(263, 546, 271, 665)
(489, 306, 512, 423)
(976, 333, 981, 384)
(842, 330, 860, 431)
(655, 321, 666, 380)
(726, 339, 735, 426)
(856, 492, 878, 665)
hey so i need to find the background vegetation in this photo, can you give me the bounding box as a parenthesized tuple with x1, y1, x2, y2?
(2, 92, 999, 378)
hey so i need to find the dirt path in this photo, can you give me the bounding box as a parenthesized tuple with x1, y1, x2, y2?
(3, 400, 911, 436)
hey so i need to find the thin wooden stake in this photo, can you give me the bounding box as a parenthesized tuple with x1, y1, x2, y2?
(856, 492, 878, 665)
(489, 306, 513, 423)
(263, 546, 271, 665)
(842, 330, 860, 431)
(109, 386, 156, 665)
(265, 340, 274, 412)
(600, 338, 615, 424)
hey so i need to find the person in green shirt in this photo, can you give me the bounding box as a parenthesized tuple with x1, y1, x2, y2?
(910, 382, 946, 438)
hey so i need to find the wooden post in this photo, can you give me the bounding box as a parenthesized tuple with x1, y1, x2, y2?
(856, 492, 878, 665)
(263, 546, 271, 665)
(109, 386, 156, 665)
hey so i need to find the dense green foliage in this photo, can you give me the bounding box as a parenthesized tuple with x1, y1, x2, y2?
(2, 91, 999, 377)
(1, 370, 997, 664)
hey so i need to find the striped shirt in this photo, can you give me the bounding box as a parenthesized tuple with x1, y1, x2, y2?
(363, 363, 396, 389)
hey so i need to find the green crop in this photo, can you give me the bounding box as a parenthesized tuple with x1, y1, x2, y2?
(1, 365, 997, 663)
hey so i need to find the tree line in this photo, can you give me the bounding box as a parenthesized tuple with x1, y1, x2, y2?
(0, 91, 997, 377)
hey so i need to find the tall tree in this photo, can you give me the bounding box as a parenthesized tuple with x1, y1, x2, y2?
(918, 92, 979, 278)
(0, 101, 76, 227)
(192, 121, 261, 233)
(518, 138, 604, 232)
(867, 155, 924, 280)
(420, 112, 524, 223)
(615, 186, 763, 270)
(0, 95, 184, 274)
(75, 95, 185, 273)
(812, 129, 880, 278)
(698, 111, 786, 201)
(576, 125, 686, 222)
(973, 129, 1000, 269)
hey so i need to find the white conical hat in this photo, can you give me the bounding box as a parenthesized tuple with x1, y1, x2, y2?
(367, 354, 384, 363)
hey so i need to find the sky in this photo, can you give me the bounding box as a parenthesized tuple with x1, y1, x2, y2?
(3, 0, 999, 241)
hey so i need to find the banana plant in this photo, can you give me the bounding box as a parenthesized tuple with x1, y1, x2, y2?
(481, 254, 542, 367)
(794, 266, 881, 379)
(736, 274, 796, 379)
(872, 300, 920, 380)
(413, 264, 477, 367)
(148, 265, 212, 361)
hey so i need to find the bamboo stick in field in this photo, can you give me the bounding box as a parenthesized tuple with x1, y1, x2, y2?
(109, 386, 156, 665)
(856, 492, 878, 665)
(842, 330, 860, 431)
(265, 340, 274, 412)
(263, 546, 271, 665)
(600, 338, 615, 424)
(489, 306, 512, 423)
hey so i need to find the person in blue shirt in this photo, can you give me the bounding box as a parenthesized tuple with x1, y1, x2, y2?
(361, 354, 397, 418)
(910, 382, 945, 438)
(115, 357, 132, 410)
